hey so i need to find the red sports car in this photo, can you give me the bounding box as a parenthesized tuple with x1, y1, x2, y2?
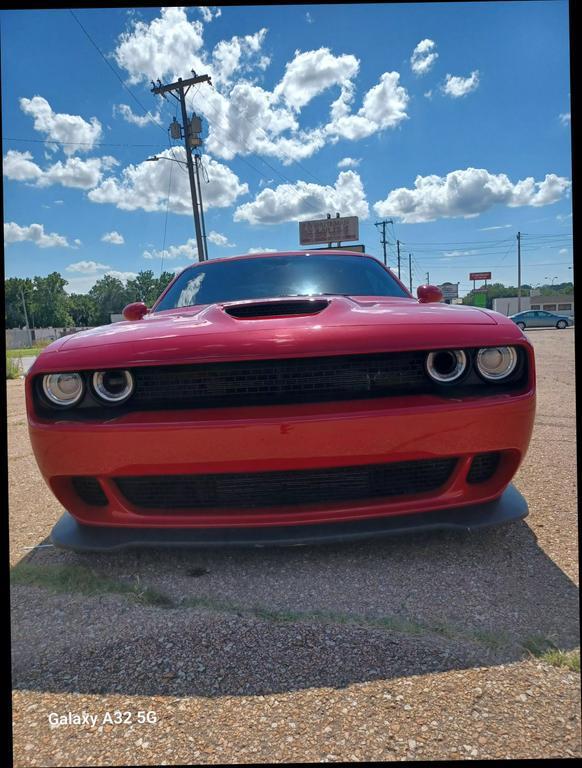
(26, 251, 535, 550)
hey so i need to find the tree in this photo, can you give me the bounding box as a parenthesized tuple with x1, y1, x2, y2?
(88, 274, 130, 325)
(5, 277, 35, 328)
(125, 270, 160, 306)
(68, 293, 97, 326)
(29, 272, 73, 327)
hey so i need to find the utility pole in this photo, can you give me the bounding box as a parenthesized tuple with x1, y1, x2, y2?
(517, 231, 522, 312)
(396, 239, 401, 279)
(375, 219, 393, 266)
(152, 72, 212, 261)
(20, 286, 33, 347)
(408, 253, 413, 293)
(426, 272, 430, 284)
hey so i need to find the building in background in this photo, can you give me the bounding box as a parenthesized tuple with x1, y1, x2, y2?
(492, 294, 574, 317)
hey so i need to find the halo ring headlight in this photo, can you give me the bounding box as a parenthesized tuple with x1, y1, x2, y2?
(426, 349, 468, 384)
(476, 346, 518, 381)
(42, 373, 84, 407)
(92, 370, 135, 404)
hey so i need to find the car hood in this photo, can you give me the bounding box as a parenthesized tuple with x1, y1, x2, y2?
(35, 296, 523, 371)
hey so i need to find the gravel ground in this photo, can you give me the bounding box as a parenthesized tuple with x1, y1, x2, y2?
(9, 328, 580, 764)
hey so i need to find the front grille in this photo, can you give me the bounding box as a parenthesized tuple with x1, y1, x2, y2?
(115, 457, 458, 511)
(72, 476, 108, 506)
(467, 452, 501, 484)
(131, 352, 429, 410)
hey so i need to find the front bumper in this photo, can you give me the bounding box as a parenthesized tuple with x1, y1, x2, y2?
(50, 484, 528, 551)
(28, 388, 536, 529)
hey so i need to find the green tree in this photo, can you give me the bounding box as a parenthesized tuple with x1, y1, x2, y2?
(88, 274, 130, 325)
(29, 272, 73, 327)
(67, 293, 97, 326)
(125, 270, 160, 306)
(5, 277, 35, 328)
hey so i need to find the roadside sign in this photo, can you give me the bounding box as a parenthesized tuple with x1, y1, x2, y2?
(305, 244, 365, 253)
(469, 271, 492, 281)
(438, 282, 459, 300)
(299, 216, 359, 245)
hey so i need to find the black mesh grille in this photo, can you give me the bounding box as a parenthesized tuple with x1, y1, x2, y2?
(467, 452, 501, 484)
(72, 476, 108, 506)
(224, 299, 329, 318)
(115, 457, 458, 511)
(131, 352, 429, 410)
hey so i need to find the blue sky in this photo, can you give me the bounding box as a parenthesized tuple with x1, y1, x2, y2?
(2, 3, 572, 297)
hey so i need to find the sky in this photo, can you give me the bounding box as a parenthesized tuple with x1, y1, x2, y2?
(1, 2, 573, 298)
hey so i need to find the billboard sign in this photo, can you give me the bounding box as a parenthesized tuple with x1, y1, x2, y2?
(469, 271, 492, 281)
(299, 216, 359, 245)
(438, 282, 459, 300)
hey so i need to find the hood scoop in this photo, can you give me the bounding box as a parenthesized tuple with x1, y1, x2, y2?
(223, 298, 329, 319)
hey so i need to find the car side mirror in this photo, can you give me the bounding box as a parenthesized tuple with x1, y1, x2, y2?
(122, 302, 149, 321)
(417, 285, 443, 303)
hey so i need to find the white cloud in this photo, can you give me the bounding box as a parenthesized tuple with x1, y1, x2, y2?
(337, 157, 361, 169)
(559, 112, 571, 126)
(478, 224, 512, 231)
(88, 147, 248, 214)
(273, 48, 359, 112)
(113, 6, 207, 85)
(305, 12, 313, 24)
(199, 7, 221, 23)
(556, 212, 572, 223)
(66, 260, 111, 274)
(101, 231, 125, 245)
(108, 270, 138, 283)
(442, 71, 480, 98)
(20, 96, 102, 154)
(234, 170, 369, 225)
(207, 230, 235, 247)
(143, 238, 198, 261)
(111, 8, 408, 166)
(559, 248, 568, 255)
(410, 39, 438, 76)
(212, 29, 268, 86)
(424, 90, 433, 100)
(113, 103, 162, 127)
(442, 250, 478, 258)
(3, 151, 117, 190)
(4, 221, 69, 248)
(325, 72, 409, 141)
(373, 167, 571, 223)
(2, 150, 43, 182)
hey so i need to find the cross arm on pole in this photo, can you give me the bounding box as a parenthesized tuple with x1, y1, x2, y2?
(151, 74, 212, 96)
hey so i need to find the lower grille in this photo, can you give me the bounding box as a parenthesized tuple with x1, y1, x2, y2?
(115, 457, 458, 511)
(467, 452, 501, 484)
(72, 476, 108, 506)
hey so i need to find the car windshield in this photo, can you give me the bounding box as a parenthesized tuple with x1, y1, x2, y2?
(153, 254, 409, 311)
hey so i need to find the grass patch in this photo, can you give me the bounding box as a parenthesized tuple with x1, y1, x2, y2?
(538, 649, 580, 672)
(10, 563, 173, 607)
(522, 635, 579, 671)
(6, 341, 51, 358)
(6, 355, 23, 379)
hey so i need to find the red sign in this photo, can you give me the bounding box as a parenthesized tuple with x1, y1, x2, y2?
(469, 272, 492, 280)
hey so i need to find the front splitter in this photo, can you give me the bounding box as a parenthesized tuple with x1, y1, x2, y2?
(49, 484, 528, 552)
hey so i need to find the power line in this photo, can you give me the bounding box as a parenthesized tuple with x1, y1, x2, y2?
(3, 137, 163, 148)
(69, 9, 165, 133)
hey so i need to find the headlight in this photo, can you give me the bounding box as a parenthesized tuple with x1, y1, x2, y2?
(425, 349, 468, 383)
(42, 373, 84, 407)
(476, 347, 518, 381)
(92, 370, 135, 404)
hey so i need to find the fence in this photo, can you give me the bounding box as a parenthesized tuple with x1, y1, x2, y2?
(5, 327, 93, 350)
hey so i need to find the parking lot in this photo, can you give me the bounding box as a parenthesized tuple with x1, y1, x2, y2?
(9, 329, 580, 764)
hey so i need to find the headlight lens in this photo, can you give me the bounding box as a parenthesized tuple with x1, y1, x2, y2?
(42, 373, 84, 407)
(92, 370, 135, 404)
(426, 349, 468, 383)
(476, 346, 518, 381)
